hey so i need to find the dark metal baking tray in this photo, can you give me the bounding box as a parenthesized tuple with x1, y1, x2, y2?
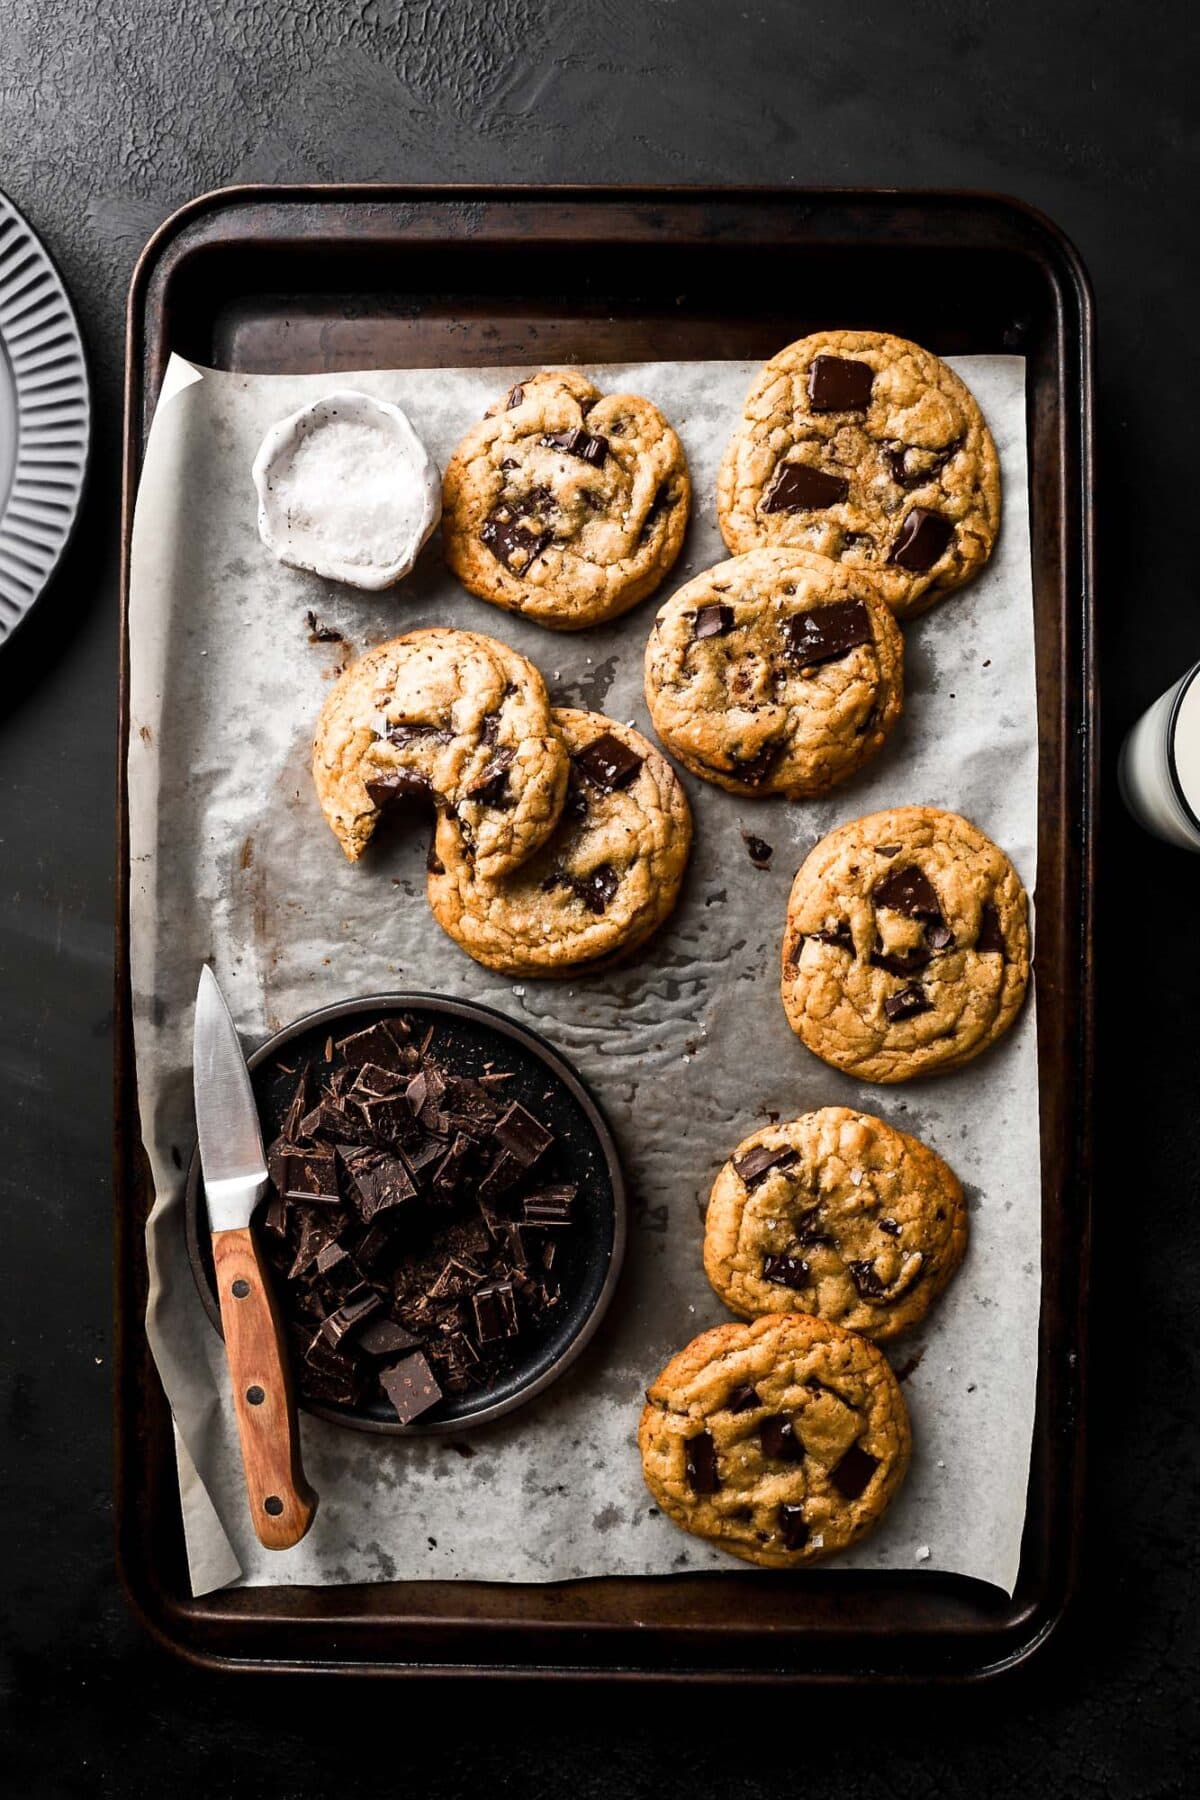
(116, 185, 1095, 1682)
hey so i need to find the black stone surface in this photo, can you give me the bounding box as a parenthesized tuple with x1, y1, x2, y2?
(0, 1, 1197, 1793)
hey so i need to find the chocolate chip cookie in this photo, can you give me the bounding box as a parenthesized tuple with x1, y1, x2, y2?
(639, 1313, 911, 1568)
(703, 1108, 966, 1340)
(717, 331, 1000, 618)
(442, 369, 691, 629)
(644, 548, 903, 796)
(312, 627, 568, 882)
(781, 807, 1030, 1083)
(427, 708, 692, 975)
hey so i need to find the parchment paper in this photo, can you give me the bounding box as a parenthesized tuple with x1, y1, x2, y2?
(129, 353, 1039, 1599)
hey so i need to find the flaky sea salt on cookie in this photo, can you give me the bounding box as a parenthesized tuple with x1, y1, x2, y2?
(253, 390, 441, 590)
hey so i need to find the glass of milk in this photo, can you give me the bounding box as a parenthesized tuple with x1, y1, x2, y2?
(1119, 661, 1200, 850)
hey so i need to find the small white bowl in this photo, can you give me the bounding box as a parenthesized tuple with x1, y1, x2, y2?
(252, 390, 441, 590)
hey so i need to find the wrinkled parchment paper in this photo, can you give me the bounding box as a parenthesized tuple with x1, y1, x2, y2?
(129, 354, 1039, 1598)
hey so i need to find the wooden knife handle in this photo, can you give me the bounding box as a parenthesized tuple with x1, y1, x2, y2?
(212, 1226, 318, 1550)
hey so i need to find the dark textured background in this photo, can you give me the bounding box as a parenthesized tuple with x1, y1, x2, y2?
(1, 1, 1197, 1794)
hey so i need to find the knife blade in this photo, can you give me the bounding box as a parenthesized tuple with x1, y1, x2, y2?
(192, 966, 318, 1550)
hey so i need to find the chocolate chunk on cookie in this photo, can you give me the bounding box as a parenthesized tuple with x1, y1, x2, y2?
(781, 807, 1030, 1082)
(704, 1107, 967, 1340)
(312, 627, 568, 881)
(644, 549, 903, 798)
(638, 1314, 911, 1568)
(443, 368, 691, 629)
(717, 330, 1000, 618)
(427, 708, 692, 976)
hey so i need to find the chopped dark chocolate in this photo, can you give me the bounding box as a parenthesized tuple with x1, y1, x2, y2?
(340, 1147, 418, 1222)
(730, 743, 779, 787)
(693, 602, 734, 640)
(494, 1102, 553, 1167)
(806, 922, 854, 953)
(785, 598, 872, 666)
(379, 1351, 443, 1424)
(356, 1316, 421, 1358)
(573, 862, 620, 914)
(262, 1194, 288, 1239)
(883, 984, 933, 1023)
(365, 768, 432, 809)
(889, 507, 954, 572)
(872, 863, 942, 919)
(541, 426, 608, 466)
(287, 1211, 340, 1281)
(350, 1061, 408, 1101)
(732, 1144, 799, 1189)
(762, 461, 850, 512)
(976, 902, 1005, 955)
(466, 747, 514, 807)
(685, 1431, 720, 1494)
(574, 731, 644, 793)
(431, 1133, 473, 1199)
(319, 1289, 384, 1350)
(926, 921, 956, 951)
(280, 1066, 314, 1140)
(759, 1414, 804, 1462)
(726, 1384, 760, 1414)
(471, 1281, 520, 1345)
(829, 1442, 878, 1500)
(521, 1185, 576, 1226)
(778, 1503, 809, 1551)
(761, 1253, 810, 1290)
(878, 1216, 902, 1237)
(504, 384, 524, 410)
(743, 834, 773, 868)
(808, 353, 874, 412)
(847, 1259, 886, 1300)
(480, 504, 551, 575)
(869, 943, 932, 978)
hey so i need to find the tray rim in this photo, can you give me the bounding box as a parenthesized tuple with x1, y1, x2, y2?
(115, 181, 1096, 1685)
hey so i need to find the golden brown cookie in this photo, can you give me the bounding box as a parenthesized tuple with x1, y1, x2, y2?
(781, 807, 1030, 1083)
(702, 1108, 966, 1339)
(717, 330, 1000, 618)
(442, 369, 690, 629)
(427, 708, 691, 975)
(639, 1313, 911, 1568)
(312, 627, 568, 882)
(644, 548, 903, 797)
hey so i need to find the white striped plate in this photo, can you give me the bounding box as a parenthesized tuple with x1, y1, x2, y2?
(0, 189, 90, 646)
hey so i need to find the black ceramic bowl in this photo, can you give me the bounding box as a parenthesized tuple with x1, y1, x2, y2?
(186, 992, 626, 1436)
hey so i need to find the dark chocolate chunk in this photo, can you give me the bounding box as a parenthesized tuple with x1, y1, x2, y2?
(726, 1384, 760, 1414)
(762, 461, 850, 512)
(431, 1132, 473, 1200)
(869, 943, 932, 978)
(319, 1289, 384, 1350)
(778, 1503, 809, 1551)
(830, 1442, 878, 1500)
(743, 835, 773, 868)
(693, 602, 734, 640)
(352, 1221, 397, 1272)
(685, 1431, 719, 1494)
(281, 1144, 340, 1206)
(521, 1185, 576, 1227)
(976, 902, 1005, 955)
(494, 1102, 554, 1167)
(301, 1327, 364, 1407)
(298, 1099, 364, 1144)
(761, 1253, 810, 1290)
(574, 862, 620, 914)
(280, 1066, 314, 1140)
(806, 922, 854, 953)
(471, 1281, 520, 1345)
(541, 426, 608, 466)
(350, 1061, 407, 1100)
(785, 598, 872, 667)
(889, 507, 954, 572)
(885, 438, 961, 489)
(337, 1020, 409, 1070)
(926, 921, 956, 951)
(808, 354, 874, 412)
(872, 863, 942, 919)
(847, 1259, 886, 1300)
(480, 502, 551, 575)
(732, 1144, 799, 1189)
(877, 843, 901, 857)
(478, 1148, 524, 1203)
(759, 1414, 804, 1462)
(730, 743, 779, 787)
(883, 984, 933, 1022)
(340, 1147, 417, 1222)
(505, 384, 525, 410)
(262, 1194, 288, 1239)
(466, 747, 514, 807)
(878, 1216, 902, 1237)
(386, 721, 451, 750)
(287, 1211, 340, 1281)
(356, 1316, 421, 1358)
(365, 768, 431, 809)
(574, 731, 643, 793)
(379, 1351, 443, 1424)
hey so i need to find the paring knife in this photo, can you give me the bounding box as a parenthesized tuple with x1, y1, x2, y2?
(192, 965, 317, 1549)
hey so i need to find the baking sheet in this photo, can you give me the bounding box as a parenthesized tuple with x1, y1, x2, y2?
(129, 352, 1039, 1598)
